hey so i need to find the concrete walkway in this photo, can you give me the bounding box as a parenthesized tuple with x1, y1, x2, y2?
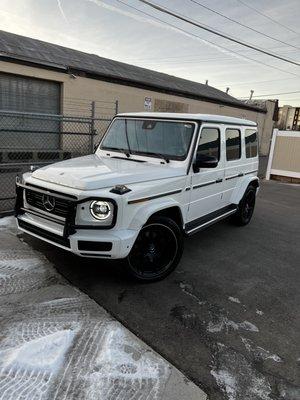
(0, 217, 207, 400)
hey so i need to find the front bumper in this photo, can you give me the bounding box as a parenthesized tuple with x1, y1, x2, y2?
(15, 183, 137, 259)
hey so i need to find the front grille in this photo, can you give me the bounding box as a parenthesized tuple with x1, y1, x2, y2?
(18, 219, 70, 248)
(26, 188, 70, 218)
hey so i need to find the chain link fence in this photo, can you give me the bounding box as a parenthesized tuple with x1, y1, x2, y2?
(0, 106, 116, 214)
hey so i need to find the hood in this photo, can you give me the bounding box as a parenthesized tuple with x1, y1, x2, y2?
(31, 154, 185, 190)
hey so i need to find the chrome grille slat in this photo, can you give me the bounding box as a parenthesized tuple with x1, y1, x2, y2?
(25, 187, 71, 218)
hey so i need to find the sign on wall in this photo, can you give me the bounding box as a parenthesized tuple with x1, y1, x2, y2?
(144, 97, 152, 110)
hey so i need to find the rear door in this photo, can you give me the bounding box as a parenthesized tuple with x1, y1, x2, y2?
(222, 126, 243, 205)
(187, 124, 225, 223)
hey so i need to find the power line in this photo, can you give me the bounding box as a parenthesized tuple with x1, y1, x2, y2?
(137, 0, 300, 66)
(115, 0, 299, 77)
(236, 0, 299, 36)
(189, 0, 300, 50)
(241, 90, 300, 98)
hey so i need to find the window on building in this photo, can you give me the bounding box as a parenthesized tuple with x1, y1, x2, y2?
(245, 129, 258, 158)
(226, 129, 241, 161)
(197, 128, 220, 160)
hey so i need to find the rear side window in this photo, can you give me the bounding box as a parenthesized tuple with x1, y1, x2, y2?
(245, 129, 258, 158)
(226, 129, 241, 161)
(197, 128, 220, 160)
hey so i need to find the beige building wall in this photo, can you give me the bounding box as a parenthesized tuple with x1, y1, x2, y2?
(0, 61, 274, 155)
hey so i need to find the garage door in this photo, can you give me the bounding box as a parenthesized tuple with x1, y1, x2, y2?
(0, 73, 61, 149)
(0, 72, 60, 114)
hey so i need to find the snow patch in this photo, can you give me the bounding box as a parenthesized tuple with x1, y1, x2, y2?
(0, 329, 76, 374)
(85, 323, 170, 399)
(241, 337, 282, 363)
(0, 216, 15, 231)
(179, 282, 206, 305)
(228, 296, 241, 304)
(211, 369, 237, 400)
(208, 317, 259, 333)
(0, 257, 44, 274)
(211, 346, 272, 400)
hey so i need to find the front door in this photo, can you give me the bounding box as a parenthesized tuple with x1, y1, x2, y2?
(187, 124, 224, 224)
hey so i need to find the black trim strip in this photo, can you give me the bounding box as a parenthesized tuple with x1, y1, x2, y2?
(128, 189, 182, 205)
(185, 187, 191, 191)
(193, 178, 223, 190)
(225, 174, 239, 180)
(78, 241, 112, 251)
(193, 181, 215, 189)
(185, 204, 237, 234)
(244, 170, 258, 175)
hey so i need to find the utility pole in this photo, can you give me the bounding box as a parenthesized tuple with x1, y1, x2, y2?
(249, 90, 254, 100)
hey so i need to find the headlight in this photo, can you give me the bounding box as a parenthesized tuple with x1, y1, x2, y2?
(90, 200, 112, 220)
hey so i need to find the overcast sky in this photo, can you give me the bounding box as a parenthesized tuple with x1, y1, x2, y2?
(1, 0, 299, 106)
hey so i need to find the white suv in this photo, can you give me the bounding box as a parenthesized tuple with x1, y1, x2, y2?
(16, 113, 259, 281)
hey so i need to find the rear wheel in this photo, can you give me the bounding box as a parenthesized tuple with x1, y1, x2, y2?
(126, 216, 183, 282)
(233, 186, 256, 226)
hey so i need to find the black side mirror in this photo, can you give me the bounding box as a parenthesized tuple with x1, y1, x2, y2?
(193, 153, 218, 173)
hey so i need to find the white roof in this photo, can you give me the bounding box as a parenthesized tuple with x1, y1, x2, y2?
(118, 112, 257, 126)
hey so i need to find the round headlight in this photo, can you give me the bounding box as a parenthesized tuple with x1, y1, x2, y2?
(90, 200, 111, 220)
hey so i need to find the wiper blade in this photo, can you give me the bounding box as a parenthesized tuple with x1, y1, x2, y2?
(143, 152, 170, 163)
(105, 147, 131, 158)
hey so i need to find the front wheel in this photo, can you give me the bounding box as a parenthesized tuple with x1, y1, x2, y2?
(233, 186, 257, 226)
(126, 216, 183, 282)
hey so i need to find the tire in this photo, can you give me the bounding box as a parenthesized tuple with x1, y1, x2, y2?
(126, 216, 183, 282)
(233, 186, 256, 226)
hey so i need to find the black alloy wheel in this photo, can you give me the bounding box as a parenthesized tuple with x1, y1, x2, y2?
(234, 186, 256, 226)
(126, 216, 183, 282)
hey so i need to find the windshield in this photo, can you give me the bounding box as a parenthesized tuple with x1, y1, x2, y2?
(100, 118, 195, 160)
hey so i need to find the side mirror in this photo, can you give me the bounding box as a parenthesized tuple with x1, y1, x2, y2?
(193, 153, 218, 173)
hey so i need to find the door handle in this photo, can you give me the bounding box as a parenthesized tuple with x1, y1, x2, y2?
(216, 178, 223, 183)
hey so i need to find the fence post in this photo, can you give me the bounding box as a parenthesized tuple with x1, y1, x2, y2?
(90, 100, 96, 153)
(266, 128, 278, 180)
(115, 100, 119, 115)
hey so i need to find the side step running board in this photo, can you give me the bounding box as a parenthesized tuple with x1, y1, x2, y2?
(185, 205, 237, 236)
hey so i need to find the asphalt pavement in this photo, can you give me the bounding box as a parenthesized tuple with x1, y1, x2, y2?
(22, 180, 300, 400)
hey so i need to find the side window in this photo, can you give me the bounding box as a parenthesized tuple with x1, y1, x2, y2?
(226, 128, 241, 161)
(245, 129, 258, 158)
(197, 128, 220, 160)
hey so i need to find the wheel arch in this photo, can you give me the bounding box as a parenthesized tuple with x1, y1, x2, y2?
(128, 199, 184, 231)
(230, 176, 259, 204)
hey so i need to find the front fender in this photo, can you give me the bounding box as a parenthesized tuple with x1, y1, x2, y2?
(230, 176, 259, 204)
(128, 198, 184, 230)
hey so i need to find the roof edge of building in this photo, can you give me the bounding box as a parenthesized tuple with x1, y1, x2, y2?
(0, 53, 266, 114)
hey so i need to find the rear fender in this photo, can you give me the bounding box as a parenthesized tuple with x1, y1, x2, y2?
(230, 176, 259, 205)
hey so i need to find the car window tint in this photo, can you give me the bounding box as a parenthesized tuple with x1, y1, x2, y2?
(197, 128, 220, 160)
(226, 128, 241, 161)
(245, 129, 258, 158)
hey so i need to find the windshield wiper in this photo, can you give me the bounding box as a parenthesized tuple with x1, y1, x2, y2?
(142, 152, 170, 164)
(104, 147, 131, 158)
